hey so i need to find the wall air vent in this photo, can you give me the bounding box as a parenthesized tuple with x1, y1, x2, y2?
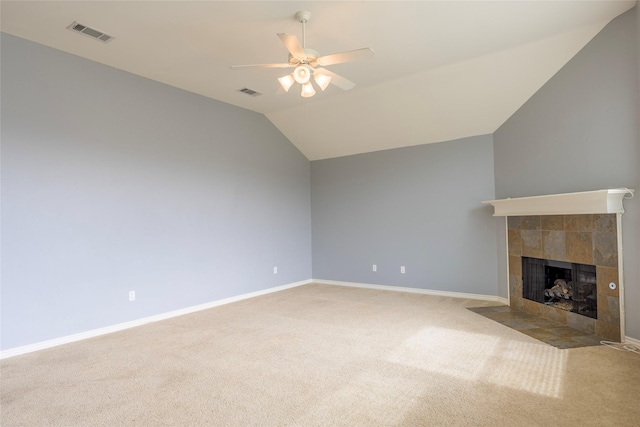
(67, 21, 114, 43)
(239, 88, 262, 97)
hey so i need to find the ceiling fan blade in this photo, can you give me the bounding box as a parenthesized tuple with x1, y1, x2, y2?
(230, 63, 292, 69)
(277, 33, 307, 61)
(317, 47, 375, 67)
(315, 68, 356, 91)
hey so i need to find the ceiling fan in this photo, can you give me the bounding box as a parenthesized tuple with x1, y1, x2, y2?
(231, 11, 375, 98)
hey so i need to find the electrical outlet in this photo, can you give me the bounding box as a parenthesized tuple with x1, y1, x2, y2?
(273, 266, 278, 274)
(372, 264, 377, 272)
(129, 290, 135, 301)
(401, 266, 405, 274)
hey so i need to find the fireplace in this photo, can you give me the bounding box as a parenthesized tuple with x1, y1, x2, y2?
(506, 213, 620, 341)
(522, 256, 597, 319)
(482, 188, 634, 342)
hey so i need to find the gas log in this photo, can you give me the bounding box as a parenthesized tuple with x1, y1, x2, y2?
(544, 279, 573, 299)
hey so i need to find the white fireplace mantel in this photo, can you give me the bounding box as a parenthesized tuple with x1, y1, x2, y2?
(483, 188, 635, 216)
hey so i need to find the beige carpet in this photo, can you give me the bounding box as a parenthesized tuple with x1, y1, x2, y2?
(2, 283, 639, 426)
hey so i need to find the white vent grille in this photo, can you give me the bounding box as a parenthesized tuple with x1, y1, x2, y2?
(67, 22, 114, 43)
(239, 88, 262, 97)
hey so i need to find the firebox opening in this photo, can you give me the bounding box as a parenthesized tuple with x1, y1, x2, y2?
(522, 257, 597, 319)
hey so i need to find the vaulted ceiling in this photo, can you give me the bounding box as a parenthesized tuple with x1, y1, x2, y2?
(1, 1, 635, 160)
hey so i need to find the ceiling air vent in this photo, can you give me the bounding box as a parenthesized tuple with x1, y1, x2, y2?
(67, 21, 114, 43)
(239, 88, 262, 97)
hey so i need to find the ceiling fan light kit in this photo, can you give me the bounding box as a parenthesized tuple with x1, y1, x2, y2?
(313, 72, 331, 91)
(293, 65, 311, 84)
(277, 74, 295, 92)
(301, 82, 316, 98)
(232, 10, 374, 98)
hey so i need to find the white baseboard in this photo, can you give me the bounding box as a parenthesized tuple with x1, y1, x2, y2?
(313, 279, 509, 304)
(495, 296, 509, 305)
(0, 279, 312, 360)
(624, 336, 640, 347)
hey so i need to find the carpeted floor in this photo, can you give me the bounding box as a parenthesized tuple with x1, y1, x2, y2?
(2, 283, 640, 426)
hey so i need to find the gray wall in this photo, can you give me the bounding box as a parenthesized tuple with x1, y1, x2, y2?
(1, 34, 312, 350)
(2, 6, 637, 352)
(494, 9, 640, 338)
(311, 135, 499, 295)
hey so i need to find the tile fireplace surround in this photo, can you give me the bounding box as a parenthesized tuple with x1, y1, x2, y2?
(507, 214, 620, 341)
(484, 189, 634, 342)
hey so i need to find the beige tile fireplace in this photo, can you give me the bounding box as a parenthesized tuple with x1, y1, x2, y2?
(484, 188, 634, 342)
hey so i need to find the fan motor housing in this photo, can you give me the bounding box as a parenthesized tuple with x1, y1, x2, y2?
(289, 48, 320, 66)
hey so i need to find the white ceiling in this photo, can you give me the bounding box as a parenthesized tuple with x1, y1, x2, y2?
(1, 1, 635, 160)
